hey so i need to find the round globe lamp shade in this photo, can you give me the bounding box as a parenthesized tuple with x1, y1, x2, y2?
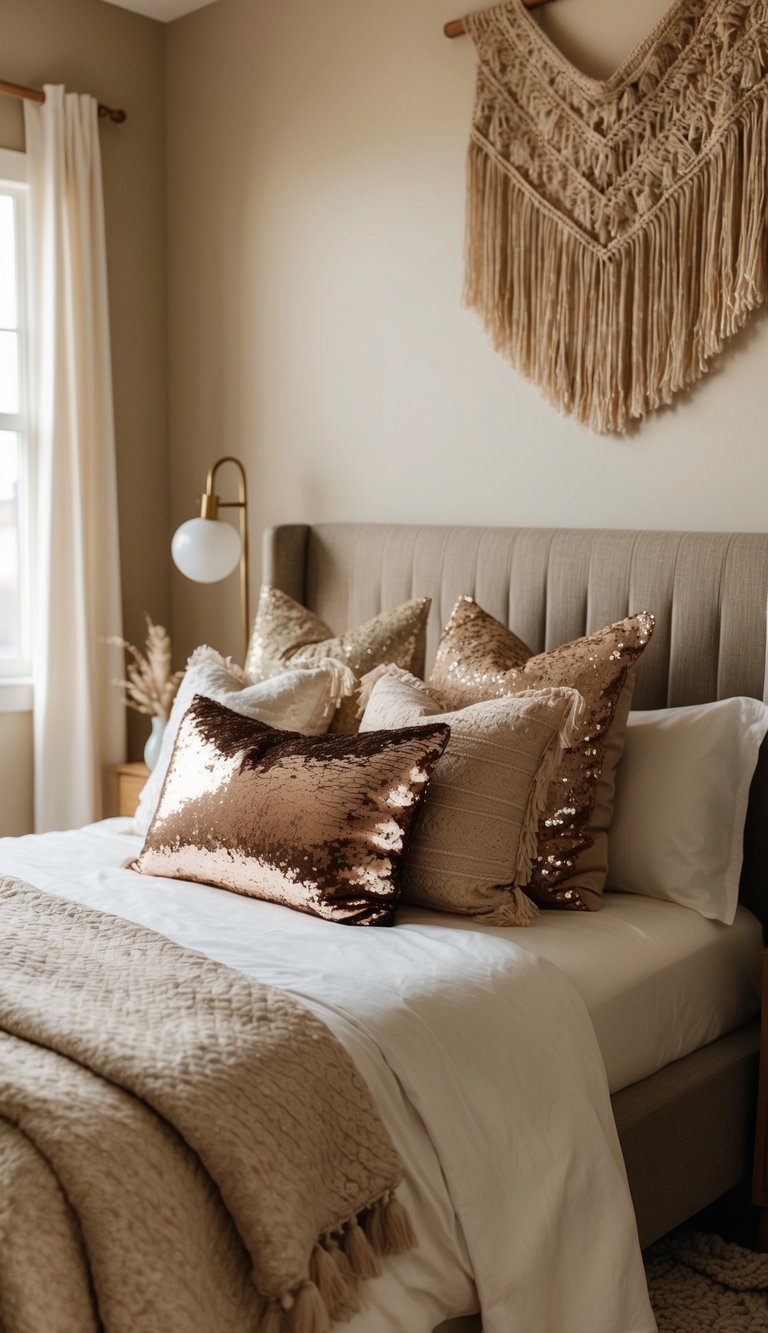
(171, 517, 241, 584)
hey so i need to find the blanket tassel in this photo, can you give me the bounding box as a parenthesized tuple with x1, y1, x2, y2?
(364, 1190, 418, 1256)
(342, 1216, 381, 1279)
(259, 1303, 284, 1333)
(261, 1191, 417, 1332)
(311, 1243, 361, 1320)
(291, 1280, 331, 1333)
(261, 1280, 330, 1333)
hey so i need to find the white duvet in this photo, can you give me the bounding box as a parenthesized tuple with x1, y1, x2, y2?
(0, 820, 657, 1333)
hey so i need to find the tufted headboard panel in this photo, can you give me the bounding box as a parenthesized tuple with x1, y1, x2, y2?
(263, 523, 768, 922)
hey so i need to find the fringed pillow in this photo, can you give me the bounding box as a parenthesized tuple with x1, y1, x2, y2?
(358, 666, 583, 925)
(134, 647, 356, 837)
(428, 599, 655, 911)
(133, 694, 450, 927)
(245, 585, 431, 733)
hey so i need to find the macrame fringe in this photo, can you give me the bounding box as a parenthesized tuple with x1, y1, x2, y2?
(464, 92, 768, 433)
(476, 886, 539, 928)
(315, 658, 357, 717)
(257, 1191, 415, 1332)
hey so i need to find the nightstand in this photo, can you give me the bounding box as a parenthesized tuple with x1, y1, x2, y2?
(111, 761, 149, 819)
(753, 949, 768, 1250)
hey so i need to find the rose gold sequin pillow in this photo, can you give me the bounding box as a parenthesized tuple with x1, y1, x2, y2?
(245, 586, 431, 734)
(359, 668, 584, 925)
(132, 694, 449, 927)
(429, 598, 655, 911)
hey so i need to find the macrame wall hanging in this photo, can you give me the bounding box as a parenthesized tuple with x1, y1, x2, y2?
(449, 0, 768, 434)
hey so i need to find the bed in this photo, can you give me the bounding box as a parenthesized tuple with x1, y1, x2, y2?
(2, 521, 767, 1333)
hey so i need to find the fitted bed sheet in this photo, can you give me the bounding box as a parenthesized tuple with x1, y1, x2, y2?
(498, 891, 762, 1093)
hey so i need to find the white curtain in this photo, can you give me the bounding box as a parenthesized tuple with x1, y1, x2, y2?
(24, 85, 124, 833)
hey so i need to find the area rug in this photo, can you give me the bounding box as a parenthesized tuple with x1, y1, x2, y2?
(645, 1231, 768, 1331)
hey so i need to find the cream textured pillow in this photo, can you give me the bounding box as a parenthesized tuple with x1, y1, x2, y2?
(429, 597, 655, 912)
(245, 585, 431, 733)
(133, 694, 450, 927)
(359, 667, 584, 925)
(134, 647, 355, 838)
(607, 698, 768, 924)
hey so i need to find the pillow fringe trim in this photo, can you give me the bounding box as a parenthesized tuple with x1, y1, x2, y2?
(474, 687, 585, 926)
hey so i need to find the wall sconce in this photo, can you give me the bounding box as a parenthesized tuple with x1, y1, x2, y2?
(171, 456, 250, 660)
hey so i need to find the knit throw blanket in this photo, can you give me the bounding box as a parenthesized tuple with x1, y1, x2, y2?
(0, 878, 415, 1333)
(464, 0, 768, 433)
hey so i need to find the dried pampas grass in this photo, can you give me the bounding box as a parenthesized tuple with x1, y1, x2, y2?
(107, 617, 182, 721)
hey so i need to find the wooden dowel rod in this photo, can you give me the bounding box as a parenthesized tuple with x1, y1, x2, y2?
(0, 78, 126, 124)
(444, 0, 556, 37)
(0, 80, 44, 105)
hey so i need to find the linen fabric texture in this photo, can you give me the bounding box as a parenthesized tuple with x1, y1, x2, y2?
(607, 697, 768, 924)
(429, 597, 655, 911)
(134, 646, 356, 838)
(245, 585, 431, 733)
(133, 694, 450, 926)
(359, 667, 584, 925)
(0, 877, 416, 1332)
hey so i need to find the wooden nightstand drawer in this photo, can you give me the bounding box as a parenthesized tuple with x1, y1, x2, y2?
(111, 762, 149, 819)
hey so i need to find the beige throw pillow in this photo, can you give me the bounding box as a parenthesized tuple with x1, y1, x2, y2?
(429, 598, 655, 911)
(135, 646, 355, 838)
(359, 667, 584, 925)
(245, 586, 431, 733)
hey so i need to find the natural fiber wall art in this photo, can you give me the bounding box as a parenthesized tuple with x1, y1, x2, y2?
(463, 0, 768, 433)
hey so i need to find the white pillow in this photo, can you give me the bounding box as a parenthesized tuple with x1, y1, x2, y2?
(606, 697, 768, 924)
(134, 647, 354, 837)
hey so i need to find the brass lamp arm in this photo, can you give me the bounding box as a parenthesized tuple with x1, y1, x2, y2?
(197, 456, 250, 660)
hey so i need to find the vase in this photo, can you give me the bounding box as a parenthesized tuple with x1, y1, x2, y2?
(144, 716, 165, 772)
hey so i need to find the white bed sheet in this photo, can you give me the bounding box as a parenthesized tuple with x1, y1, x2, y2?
(477, 892, 763, 1094)
(0, 820, 683, 1333)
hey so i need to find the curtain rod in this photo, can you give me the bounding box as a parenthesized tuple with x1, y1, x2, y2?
(445, 0, 557, 38)
(0, 79, 127, 124)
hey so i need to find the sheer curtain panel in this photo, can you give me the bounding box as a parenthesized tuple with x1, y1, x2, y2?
(24, 86, 124, 832)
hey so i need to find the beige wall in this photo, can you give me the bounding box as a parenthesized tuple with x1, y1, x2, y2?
(0, 0, 168, 832)
(167, 0, 768, 663)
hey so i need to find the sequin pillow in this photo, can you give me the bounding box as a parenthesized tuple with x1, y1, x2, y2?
(132, 694, 450, 926)
(359, 667, 584, 925)
(245, 586, 431, 734)
(134, 646, 356, 838)
(429, 598, 655, 911)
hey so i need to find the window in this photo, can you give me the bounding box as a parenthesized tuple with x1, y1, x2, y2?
(0, 148, 30, 681)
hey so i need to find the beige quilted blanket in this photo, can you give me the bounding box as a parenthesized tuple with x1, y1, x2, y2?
(0, 877, 415, 1332)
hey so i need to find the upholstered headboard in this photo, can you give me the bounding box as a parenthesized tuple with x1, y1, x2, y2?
(263, 523, 768, 923)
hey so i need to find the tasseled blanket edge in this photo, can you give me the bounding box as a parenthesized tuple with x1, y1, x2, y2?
(258, 1190, 417, 1332)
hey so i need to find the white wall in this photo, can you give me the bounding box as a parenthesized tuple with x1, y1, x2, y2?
(167, 0, 768, 663)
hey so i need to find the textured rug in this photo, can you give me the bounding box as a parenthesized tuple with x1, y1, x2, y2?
(646, 1231, 768, 1332)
